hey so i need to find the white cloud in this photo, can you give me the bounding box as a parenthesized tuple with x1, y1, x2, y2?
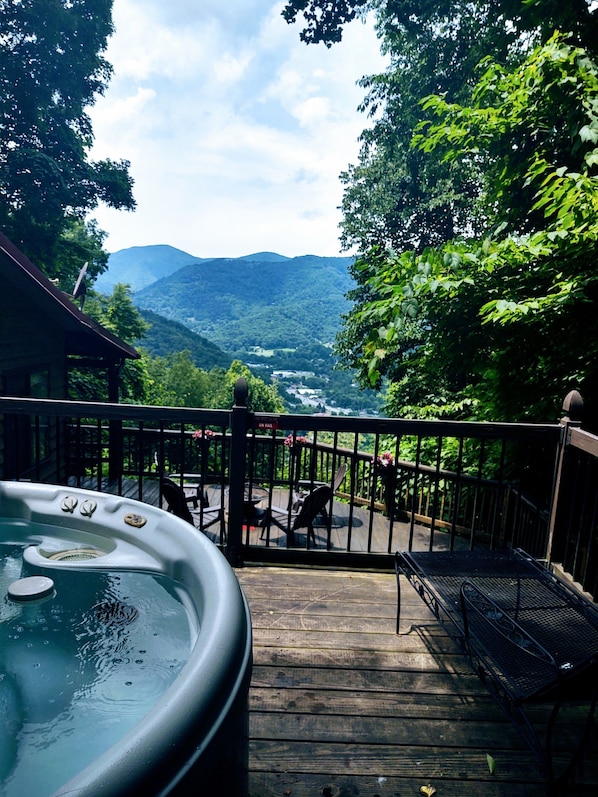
(98, 87, 156, 126)
(214, 51, 255, 84)
(88, 0, 388, 258)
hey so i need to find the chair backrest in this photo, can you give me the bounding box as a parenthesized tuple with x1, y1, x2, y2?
(161, 478, 194, 524)
(293, 484, 332, 530)
(195, 480, 211, 508)
(333, 463, 347, 493)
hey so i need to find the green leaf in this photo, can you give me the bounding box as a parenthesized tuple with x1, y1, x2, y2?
(579, 124, 598, 144)
(402, 298, 419, 318)
(487, 753, 496, 775)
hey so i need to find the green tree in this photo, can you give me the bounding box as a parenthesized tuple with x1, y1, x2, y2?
(351, 36, 598, 425)
(211, 361, 286, 413)
(82, 283, 149, 346)
(284, 1, 598, 422)
(333, 0, 597, 258)
(145, 355, 286, 413)
(0, 0, 135, 284)
(101, 283, 149, 342)
(282, 1, 598, 51)
(281, 0, 369, 46)
(69, 283, 149, 403)
(146, 350, 214, 409)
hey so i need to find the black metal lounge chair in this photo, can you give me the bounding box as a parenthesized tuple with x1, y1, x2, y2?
(395, 547, 598, 788)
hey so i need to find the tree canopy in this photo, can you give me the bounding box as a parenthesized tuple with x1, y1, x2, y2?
(285, 0, 598, 426)
(0, 0, 135, 286)
(282, 0, 598, 51)
(144, 354, 285, 413)
(282, 0, 369, 46)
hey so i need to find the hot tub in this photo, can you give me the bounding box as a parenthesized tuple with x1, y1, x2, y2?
(0, 480, 252, 797)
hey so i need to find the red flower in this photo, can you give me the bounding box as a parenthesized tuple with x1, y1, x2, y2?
(192, 429, 216, 441)
(373, 451, 395, 468)
(284, 434, 309, 448)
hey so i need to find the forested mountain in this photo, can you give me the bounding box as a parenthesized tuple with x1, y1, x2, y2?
(131, 252, 354, 353)
(236, 252, 290, 263)
(137, 309, 232, 370)
(100, 245, 382, 415)
(95, 245, 207, 293)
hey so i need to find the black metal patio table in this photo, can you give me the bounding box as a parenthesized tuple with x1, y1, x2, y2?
(395, 547, 598, 789)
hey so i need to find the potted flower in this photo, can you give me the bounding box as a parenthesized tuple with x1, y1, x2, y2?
(191, 428, 216, 472)
(372, 451, 397, 517)
(283, 434, 309, 450)
(373, 451, 395, 472)
(192, 429, 216, 443)
(283, 434, 309, 483)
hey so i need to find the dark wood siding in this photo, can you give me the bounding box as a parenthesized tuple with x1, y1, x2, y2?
(0, 280, 66, 479)
(0, 285, 66, 399)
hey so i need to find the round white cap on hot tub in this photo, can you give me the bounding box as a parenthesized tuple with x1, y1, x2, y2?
(8, 575, 55, 601)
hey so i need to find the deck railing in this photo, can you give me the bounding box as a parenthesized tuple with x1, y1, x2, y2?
(547, 408, 598, 597)
(1, 386, 596, 596)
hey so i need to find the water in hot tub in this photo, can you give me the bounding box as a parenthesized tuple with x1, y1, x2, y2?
(0, 541, 197, 797)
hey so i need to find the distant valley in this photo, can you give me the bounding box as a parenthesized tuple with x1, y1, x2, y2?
(99, 245, 382, 415)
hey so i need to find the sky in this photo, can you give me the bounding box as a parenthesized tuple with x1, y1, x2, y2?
(87, 0, 388, 259)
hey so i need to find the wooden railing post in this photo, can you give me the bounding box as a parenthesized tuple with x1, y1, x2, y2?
(225, 378, 250, 565)
(546, 390, 583, 563)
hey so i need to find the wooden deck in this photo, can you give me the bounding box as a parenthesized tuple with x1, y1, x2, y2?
(69, 477, 455, 555)
(238, 493, 465, 555)
(236, 565, 598, 797)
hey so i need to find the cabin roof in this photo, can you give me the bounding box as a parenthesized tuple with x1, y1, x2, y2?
(0, 232, 139, 362)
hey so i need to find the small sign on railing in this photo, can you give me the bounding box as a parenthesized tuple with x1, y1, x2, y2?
(255, 416, 279, 430)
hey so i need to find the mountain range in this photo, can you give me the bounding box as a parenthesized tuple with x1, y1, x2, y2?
(95, 245, 207, 293)
(97, 245, 383, 415)
(99, 245, 355, 356)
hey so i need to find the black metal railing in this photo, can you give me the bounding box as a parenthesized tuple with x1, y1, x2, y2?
(242, 412, 560, 565)
(4, 387, 596, 595)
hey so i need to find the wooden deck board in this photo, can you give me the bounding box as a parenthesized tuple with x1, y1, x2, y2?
(236, 565, 598, 797)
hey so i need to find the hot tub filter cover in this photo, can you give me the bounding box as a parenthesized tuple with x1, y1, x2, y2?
(8, 575, 55, 601)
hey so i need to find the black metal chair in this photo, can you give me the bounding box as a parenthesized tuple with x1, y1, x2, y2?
(264, 484, 332, 548)
(161, 478, 224, 534)
(395, 547, 598, 787)
(293, 463, 348, 528)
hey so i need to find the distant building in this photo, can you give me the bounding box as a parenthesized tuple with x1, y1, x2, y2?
(272, 370, 315, 380)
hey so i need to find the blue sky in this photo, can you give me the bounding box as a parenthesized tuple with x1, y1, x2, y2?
(88, 0, 387, 259)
